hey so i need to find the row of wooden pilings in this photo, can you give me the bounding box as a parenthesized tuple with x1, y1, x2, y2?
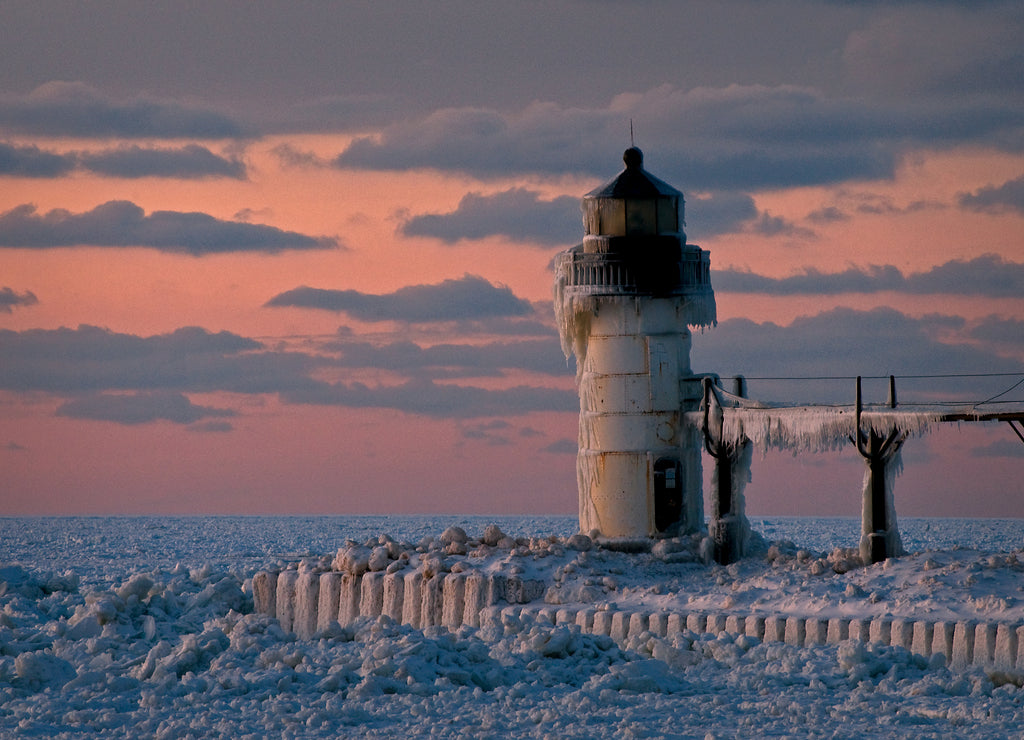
(253, 566, 1024, 676)
(701, 375, 906, 567)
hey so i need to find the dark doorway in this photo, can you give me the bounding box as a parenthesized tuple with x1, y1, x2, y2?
(653, 457, 682, 533)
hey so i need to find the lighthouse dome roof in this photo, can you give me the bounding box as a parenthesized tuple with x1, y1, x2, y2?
(585, 147, 682, 200)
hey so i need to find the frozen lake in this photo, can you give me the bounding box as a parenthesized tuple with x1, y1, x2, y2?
(3, 515, 1024, 738)
(2, 514, 1021, 586)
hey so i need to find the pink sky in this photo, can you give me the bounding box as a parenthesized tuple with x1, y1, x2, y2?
(1, 2, 1022, 517)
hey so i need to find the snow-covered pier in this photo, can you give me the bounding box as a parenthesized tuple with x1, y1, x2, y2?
(254, 524, 1024, 679)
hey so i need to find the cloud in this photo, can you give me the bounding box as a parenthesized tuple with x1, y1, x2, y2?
(690, 306, 1022, 404)
(0, 82, 247, 139)
(0, 287, 38, 313)
(282, 378, 577, 418)
(714, 254, 1024, 296)
(0, 325, 301, 394)
(459, 419, 514, 446)
(0, 323, 575, 423)
(542, 438, 578, 455)
(55, 391, 235, 425)
(971, 438, 1024, 459)
(0, 201, 337, 254)
(685, 192, 759, 239)
(958, 175, 1024, 216)
(78, 145, 246, 179)
(266, 274, 533, 321)
(0, 142, 77, 177)
(968, 315, 1024, 345)
(749, 211, 816, 239)
(0, 142, 248, 180)
(401, 188, 580, 246)
(329, 338, 572, 378)
(334, 83, 1024, 188)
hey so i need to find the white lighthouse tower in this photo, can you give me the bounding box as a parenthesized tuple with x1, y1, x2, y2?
(555, 147, 716, 539)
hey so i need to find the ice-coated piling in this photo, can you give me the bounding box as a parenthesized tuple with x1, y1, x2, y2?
(784, 617, 806, 647)
(763, 615, 786, 643)
(402, 571, 423, 629)
(359, 572, 385, 620)
(847, 618, 869, 643)
(666, 612, 687, 636)
(252, 571, 277, 617)
(441, 574, 466, 629)
(382, 572, 405, 622)
(648, 612, 669, 638)
(420, 574, 444, 628)
(275, 570, 298, 634)
(576, 608, 596, 633)
(931, 621, 955, 663)
(804, 617, 827, 646)
(745, 615, 765, 641)
(725, 615, 746, 636)
(890, 619, 914, 650)
(951, 621, 977, 669)
(462, 573, 487, 628)
(336, 574, 360, 626)
(994, 624, 1018, 672)
(826, 618, 849, 644)
(687, 613, 708, 634)
(974, 623, 998, 668)
(317, 572, 342, 633)
(294, 572, 320, 639)
(592, 610, 615, 636)
(869, 618, 891, 646)
(911, 621, 933, 657)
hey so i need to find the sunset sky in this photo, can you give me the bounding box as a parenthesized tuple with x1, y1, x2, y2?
(1, 1, 1022, 518)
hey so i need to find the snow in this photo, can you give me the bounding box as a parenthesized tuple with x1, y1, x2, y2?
(3, 516, 1024, 738)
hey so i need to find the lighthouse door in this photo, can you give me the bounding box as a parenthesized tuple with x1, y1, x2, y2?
(653, 457, 682, 533)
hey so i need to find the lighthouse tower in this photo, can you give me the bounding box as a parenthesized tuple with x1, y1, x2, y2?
(555, 148, 716, 539)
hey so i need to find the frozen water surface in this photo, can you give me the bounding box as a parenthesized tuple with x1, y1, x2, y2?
(2, 515, 1023, 738)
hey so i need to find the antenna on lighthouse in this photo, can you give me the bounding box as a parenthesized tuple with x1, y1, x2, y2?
(630, 119, 635, 147)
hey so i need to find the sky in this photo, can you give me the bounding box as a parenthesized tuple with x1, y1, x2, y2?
(1, 0, 1022, 518)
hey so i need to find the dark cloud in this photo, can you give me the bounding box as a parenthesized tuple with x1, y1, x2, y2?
(0, 142, 76, 177)
(0, 82, 247, 139)
(0, 325, 302, 394)
(56, 391, 235, 425)
(714, 254, 1024, 296)
(266, 274, 533, 321)
(0, 287, 38, 313)
(282, 378, 577, 418)
(329, 338, 572, 378)
(807, 205, 850, 224)
(749, 211, 816, 239)
(78, 144, 246, 179)
(968, 315, 1024, 345)
(1, 142, 247, 180)
(542, 438, 578, 455)
(0, 201, 336, 254)
(459, 419, 514, 446)
(0, 323, 574, 423)
(401, 188, 580, 246)
(685, 192, 759, 239)
(971, 438, 1024, 459)
(334, 84, 1024, 188)
(690, 306, 1022, 404)
(958, 175, 1024, 215)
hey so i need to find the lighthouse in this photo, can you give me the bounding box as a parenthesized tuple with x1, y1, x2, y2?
(555, 147, 716, 539)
